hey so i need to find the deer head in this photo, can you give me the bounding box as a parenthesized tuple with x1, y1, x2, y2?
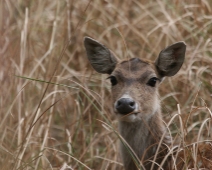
(84, 37, 186, 122)
(84, 37, 186, 170)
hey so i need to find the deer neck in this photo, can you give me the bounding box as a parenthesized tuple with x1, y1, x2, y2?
(118, 111, 170, 170)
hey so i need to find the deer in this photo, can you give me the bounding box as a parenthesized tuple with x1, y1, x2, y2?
(83, 37, 212, 170)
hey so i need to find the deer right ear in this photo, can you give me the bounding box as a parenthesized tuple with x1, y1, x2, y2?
(155, 42, 186, 77)
(84, 37, 118, 74)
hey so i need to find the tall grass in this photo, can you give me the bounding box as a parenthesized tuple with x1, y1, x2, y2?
(1, 0, 212, 169)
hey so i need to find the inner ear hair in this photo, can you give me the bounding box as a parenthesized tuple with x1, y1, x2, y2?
(155, 42, 186, 77)
(84, 37, 118, 74)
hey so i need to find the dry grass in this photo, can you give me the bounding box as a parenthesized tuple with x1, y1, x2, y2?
(1, 0, 212, 169)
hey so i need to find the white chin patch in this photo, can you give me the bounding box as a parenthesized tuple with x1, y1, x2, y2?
(117, 114, 140, 122)
(114, 94, 140, 122)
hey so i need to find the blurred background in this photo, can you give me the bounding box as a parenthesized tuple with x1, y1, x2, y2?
(1, 0, 212, 169)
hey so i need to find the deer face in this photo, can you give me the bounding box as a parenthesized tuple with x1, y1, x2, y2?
(109, 58, 160, 122)
(84, 37, 186, 122)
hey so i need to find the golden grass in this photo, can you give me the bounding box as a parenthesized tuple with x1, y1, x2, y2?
(1, 0, 212, 169)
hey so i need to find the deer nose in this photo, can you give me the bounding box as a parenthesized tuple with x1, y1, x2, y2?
(115, 98, 136, 115)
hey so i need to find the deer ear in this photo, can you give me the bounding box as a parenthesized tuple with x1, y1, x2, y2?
(84, 37, 118, 74)
(155, 42, 186, 77)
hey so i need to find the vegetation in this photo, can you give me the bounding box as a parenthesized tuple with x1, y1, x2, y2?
(1, 0, 212, 169)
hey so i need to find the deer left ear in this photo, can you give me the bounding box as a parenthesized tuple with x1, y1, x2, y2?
(155, 42, 186, 77)
(84, 37, 118, 74)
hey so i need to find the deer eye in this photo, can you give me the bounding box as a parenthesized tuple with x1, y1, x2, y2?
(108, 76, 117, 86)
(147, 77, 158, 87)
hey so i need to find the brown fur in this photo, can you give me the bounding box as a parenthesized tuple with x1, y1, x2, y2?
(112, 59, 171, 170)
(84, 37, 211, 170)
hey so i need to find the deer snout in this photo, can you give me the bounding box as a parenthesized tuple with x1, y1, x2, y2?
(115, 98, 136, 115)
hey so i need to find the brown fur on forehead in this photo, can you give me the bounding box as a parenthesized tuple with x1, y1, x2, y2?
(113, 58, 157, 78)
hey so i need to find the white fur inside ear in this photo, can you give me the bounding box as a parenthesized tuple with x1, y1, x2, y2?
(84, 37, 118, 74)
(155, 42, 186, 77)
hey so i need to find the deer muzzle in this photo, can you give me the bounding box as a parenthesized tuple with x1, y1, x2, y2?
(115, 97, 136, 115)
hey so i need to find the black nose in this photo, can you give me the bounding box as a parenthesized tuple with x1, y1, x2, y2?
(115, 98, 136, 115)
